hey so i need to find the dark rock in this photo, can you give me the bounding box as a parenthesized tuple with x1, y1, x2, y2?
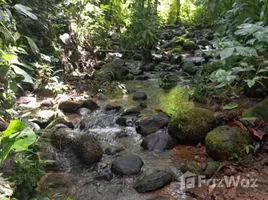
(104, 104, 122, 112)
(58, 100, 81, 113)
(81, 99, 99, 110)
(46, 117, 74, 129)
(205, 34, 214, 41)
(111, 155, 143, 175)
(152, 54, 164, 64)
(133, 53, 142, 61)
(182, 41, 199, 51)
(135, 75, 149, 80)
(133, 92, 148, 101)
(131, 69, 144, 76)
(141, 129, 177, 152)
(0, 118, 8, 131)
(113, 58, 125, 67)
(160, 37, 177, 49)
(126, 88, 136, 94)
(133, 171, 173, 193)
(96, 93, 107, 101)
(104, 146, 124, 155)
(121, 103, 147, 116)
(49, 127, 103, 165)
(182, 61, 199, 75)
(125, 74, 134, 80)
(170, 55, 182, 65)
(116, 117, 134, 127)
(197, 39, 211, 46)
(180, 161, 202, 174)
(140, 63, 154, 71)
(136, 113, 170, 136)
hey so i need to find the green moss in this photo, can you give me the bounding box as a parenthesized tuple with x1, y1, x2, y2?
(242, 99, 268, 122)
(205, 126, 250, 160)
(170, 46, 183, 53)
(175, 36, 186, 46)
(204, 161, 220, 178)
(168, 107, 216, 144)
(159, 87, 194, 120)
(182, 40, 199, 51)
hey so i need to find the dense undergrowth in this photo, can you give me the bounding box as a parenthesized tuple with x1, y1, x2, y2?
(1, 0, 268, 199)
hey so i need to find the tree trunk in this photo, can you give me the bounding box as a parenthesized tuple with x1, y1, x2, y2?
(175, 0, 181, 24)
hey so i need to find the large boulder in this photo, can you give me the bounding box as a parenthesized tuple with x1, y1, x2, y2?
(242, 99, 268, 122)
(133, 170, 173, 193)
(58, 100, 81, 113)
(133, 92, 148, 101)
(182, 40, 199, 51)
(136, 113, 171, 136)
(168, 107, 216, 144)
(121, 103, 147, 116)
(47, 127, 103, 165)
(205, 125, 250, 160)
(141, 129, 177, 152)
(111, 155, 143, 176)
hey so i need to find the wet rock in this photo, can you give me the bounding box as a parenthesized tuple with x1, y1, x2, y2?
(168, 107, 216, 144)
(133, 92, 148, 101)
(49, 127, 103, 165)
(104, 104, 122, 112)
(204, 161, 220, 178)
(131, 69, 143, 76)
(206, 125, 250, 160)
(46, 117, 74, 129)
(242, 99, 268, 122)
(197, 39, 211, 46)
(136, 113, 170, 136)
(58, 100, 81, 113)
(116, 117, 134, 127)
(182, 61, 199, 75)
(31, 109, 56, 128)
(81, 99, 99, 110)
(133, 170, 173, 193)
(141, 129, 177, 152)
(121, 103, 147, 116)
(205, 34, 214, 41)
(96, 93, 107, 101)
(104, 146, 124, 155)
(93, 162, 113, 181)
(111, 155, 143, 175)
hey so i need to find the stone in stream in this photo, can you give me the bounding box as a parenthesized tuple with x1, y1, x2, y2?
(136, 112, 170, 136)
(115, 117, 134, 127)
(141, 129, 177, 152)
(168, 107, 216, 144)
(46, 127, 103, 166)
(205, 125, 250, 160)
(58, 99, 99, 113)
(104, 104, 122, 112)
(46, 117, 74, 129)
(133, 170, 173, 193)
(133, 92, 148, 101)
(121, 103, 147, 116)
(104, 146, 124, 155)
(111, 155, 143, 176)
(81, 99, 99, 110)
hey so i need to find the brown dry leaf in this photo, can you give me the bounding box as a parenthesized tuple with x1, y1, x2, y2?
(208, 183, 217, 195)
(228, 121, 247, 131)
(248, 128, 263, 140)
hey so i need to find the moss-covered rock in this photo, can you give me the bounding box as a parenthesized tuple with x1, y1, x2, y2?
(168, 107, 216, 144)
(205, 125, 250, 160)
(182, 40, 199, 51)
(204, 161, 220, 178)
(180, 161, 202, 175)
(46, 117, 74, 129)
(170, 46, 183, 53)
(182, 61, 199, 75)
(242, 99, 268, 122)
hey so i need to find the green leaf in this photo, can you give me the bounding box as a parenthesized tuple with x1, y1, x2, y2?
(11, 65, 33, 84)
(220, 47, 234, 60)
(25, 36, 39, 55)
(246, 79, 256, 88)
(14, 4, 38, 20)
(223, 103, 239, 110)
(2, 120, 25, 138)
(10, 127, 36, 152)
